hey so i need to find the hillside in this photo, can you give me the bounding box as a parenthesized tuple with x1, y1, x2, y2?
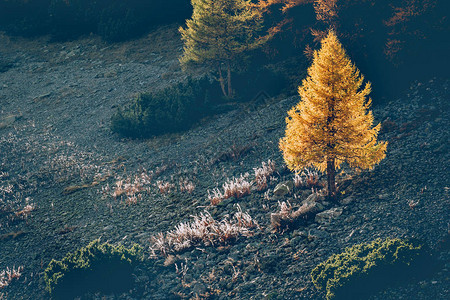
(0, 25, 449, 299)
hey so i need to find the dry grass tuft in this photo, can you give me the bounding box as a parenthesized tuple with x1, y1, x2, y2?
(0, 266, 23, 289)
(15, 203, 35, 219)
(102, 170, 153, 205)
(223, 174, 252, 199)
(253, 160, 276, 191)
(150, 205, 258, 256)
(270, 197, 324, 231)
(178, 177, 195, 194)
(208, 174, 252, 205)
(156, 180, 175, 195)
(293, 168, 320, 189)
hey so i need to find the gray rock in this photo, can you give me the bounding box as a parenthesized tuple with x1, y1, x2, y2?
(192, 282, 208, 295)
(345, 215, 356, 223)
(103, 225, 114, 231)
(0, 114, 22, 129)
(315, 207, 343, 224)
(300, 189, 312, 199)
(308, 228, 330, 241)
(302, 193, 324, 205)
(340, 196, 354, 205)
(285, 180, 294, 191)
(378, 193, 390, 200)
(273, 181, 293, 196)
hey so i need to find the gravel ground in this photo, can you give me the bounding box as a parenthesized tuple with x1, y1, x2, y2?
(0, 25, 449, 299)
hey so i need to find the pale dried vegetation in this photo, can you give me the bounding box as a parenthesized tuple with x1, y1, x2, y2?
(0, 266, 23, 289)
(15, 202, 36, 219)
(253, 159, 276, 191)
(156, 180, 175, 195)
(208, 174, 252, 205)
(1, 182, 35, 223)
(208, 160, 277, 205)
(277, 200, 293, 219)
(271, 193, 325, 231)
(100, 167, 195, 205)
(178, 177, 196, 194)
(293, 168, 320, 189)
(223, 174, 252, 199)
(150, 205, 259, 256)
(101, 170, 153, 205)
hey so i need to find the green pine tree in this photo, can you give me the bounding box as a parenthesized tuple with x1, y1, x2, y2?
(179, 0, 268, 98)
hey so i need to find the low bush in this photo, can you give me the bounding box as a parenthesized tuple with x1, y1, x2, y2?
(44, 240, 143, 298)
(150, 206, 258, 256)
(111, 77, 220, 138)
(311, 238, 432, 300)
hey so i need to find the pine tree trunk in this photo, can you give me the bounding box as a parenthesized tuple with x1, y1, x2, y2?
(218, 65, 227, 97)
(327, 157, 336, 200)
(226, 61, 233, 98)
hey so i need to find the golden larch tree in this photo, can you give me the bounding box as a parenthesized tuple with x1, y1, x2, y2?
(279, 30, 387, 199)
(179, 0, 267, 98)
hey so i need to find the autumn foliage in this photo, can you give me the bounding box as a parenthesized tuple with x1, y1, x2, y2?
(279, 31, 387, 198)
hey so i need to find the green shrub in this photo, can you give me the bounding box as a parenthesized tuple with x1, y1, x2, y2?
(311, 238, 430, 300)
(111, 77, 220, 138)
(44, 240, 143, 298)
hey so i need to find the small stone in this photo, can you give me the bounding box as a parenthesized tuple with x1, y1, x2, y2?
(345, 215, 356, 223)
(274, 182, 292, 196)
(285, 180, 294, 191)
(135, 232, 150, 239)
(315, 207, 343, 224)
(0, 114, 22, 129)
(300, 189, 312, 199)
(302, 193, 324, 204)
(308, 228, 329, 240)
(290, 236, 302, 246)
(103, 225, 114, 231)
(340, 196, 354, 205)
(192, 283, 207, 295)
(378, 193, 389, 200)
(34, 92, 52, 102)
(260, 255, 279, 273)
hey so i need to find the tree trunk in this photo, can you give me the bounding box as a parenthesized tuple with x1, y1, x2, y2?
(218, 64, 227, 97)
(327, 157, 336, 200)
(226, 61, 233, 98)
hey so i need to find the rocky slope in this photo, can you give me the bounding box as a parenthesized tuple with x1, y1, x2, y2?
(0, 25, 449, 299)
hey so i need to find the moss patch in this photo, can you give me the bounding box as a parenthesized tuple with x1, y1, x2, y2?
(44, 240, 143, 298)
(311, 238, 431, 300)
